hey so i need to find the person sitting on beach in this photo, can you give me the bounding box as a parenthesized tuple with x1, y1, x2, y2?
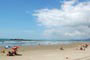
(80, 46, 86, 51)
(12, 47, 18, 55)
(80, 44, 88, 51)
(80, 47, 83, 50)
(83, 44, 88, 48)
(7, 51, 13, 56)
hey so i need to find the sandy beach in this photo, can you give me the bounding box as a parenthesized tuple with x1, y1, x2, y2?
(0, 42, 90, 60)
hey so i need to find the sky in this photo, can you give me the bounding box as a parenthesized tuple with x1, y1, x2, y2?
(0, 0, 90, 40)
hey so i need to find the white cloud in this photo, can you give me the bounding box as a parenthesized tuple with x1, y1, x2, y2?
(33, 0, 90, 40)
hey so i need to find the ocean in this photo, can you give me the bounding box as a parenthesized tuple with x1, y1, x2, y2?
(0, 39, 90, 46)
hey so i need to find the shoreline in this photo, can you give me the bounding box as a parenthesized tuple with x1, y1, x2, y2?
(0, 40, 90, 46)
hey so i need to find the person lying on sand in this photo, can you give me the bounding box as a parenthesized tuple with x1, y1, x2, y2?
(7, 48, 18, 56)
(7, 51, 13, 56)
(7, 46, 19, 56)
(6, 46, 22, 56)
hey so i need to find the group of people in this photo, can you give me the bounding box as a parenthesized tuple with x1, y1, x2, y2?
(1, 46, 19, 56)
(79, 44, 88, 51)
(7, 46, 19, 56)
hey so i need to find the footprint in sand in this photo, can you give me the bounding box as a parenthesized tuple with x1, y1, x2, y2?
(73, 56, 90, 60)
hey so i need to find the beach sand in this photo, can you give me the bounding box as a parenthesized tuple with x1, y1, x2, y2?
(0, 42, 90, 60)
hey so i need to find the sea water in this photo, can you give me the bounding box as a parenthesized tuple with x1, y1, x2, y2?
(0, 39, 90, 46)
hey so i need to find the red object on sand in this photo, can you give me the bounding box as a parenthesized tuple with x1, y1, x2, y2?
(14, 46, 19, 48)
(12, 46, 19, 50)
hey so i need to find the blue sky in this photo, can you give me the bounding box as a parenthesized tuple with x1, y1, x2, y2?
(0, 0, 90, 40)
(0, 0, 60, 39)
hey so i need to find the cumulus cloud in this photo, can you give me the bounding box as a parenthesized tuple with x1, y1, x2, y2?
(33, 0, 90, 40)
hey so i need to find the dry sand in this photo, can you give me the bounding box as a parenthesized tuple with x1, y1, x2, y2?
(0, 42, 90, 60)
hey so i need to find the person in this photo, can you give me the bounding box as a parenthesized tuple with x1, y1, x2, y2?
(7, 51, 13, 56)
(12, 49, 17, 55)
(84, 44, 88, 48)
(12, 47, 18, 55)
(80, 47, 83, 50)
(81, 44, 88, 51)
